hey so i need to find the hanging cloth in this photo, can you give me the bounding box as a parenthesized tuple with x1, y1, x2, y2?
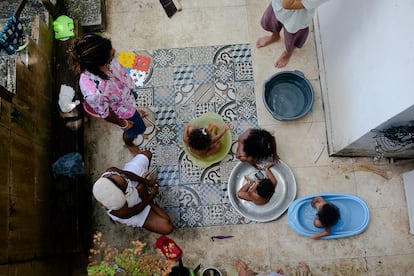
(0, 0, 28, 55)
(0, 15, 25, 55)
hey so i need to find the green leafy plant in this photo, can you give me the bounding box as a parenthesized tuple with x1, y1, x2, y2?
(88, 231, 174, 276)
(87, 261, 115, 275)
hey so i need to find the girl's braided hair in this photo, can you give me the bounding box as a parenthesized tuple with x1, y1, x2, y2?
(243, 129, 279, 161)
(188, 128, 211, 150)
(67, 33, 112, 80)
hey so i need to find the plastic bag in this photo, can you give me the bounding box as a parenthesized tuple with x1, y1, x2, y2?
(155, 235, 182, 261)
(58, 84, 80, 113)
(52, 152, 84, 179)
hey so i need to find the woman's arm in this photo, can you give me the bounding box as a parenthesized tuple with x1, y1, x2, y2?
(110, 191, 156, 219)
(120, 169, 157, 187)
(105, 167, 156, 187)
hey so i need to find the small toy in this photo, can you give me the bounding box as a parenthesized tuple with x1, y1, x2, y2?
(53, 15, 75, 41)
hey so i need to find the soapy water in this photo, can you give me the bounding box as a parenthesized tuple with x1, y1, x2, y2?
(269, 80, 306, 118)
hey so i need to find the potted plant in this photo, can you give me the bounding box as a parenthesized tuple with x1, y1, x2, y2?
(87, 231, 174, 275)
(202, 267, 222, 276)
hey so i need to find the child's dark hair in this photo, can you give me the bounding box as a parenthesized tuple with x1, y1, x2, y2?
(256, 178, 275, 199)
(67, 33, 112, 80)
(317, 203, 340, 227)
(243, 129, 278, 161)
(188, 128, 211, 151)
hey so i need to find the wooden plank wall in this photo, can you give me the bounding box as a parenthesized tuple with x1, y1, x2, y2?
(0, 14, 89, 274)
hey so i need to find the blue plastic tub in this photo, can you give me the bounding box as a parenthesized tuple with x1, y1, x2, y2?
(288, 193, 370, 239)
(263, 70, 314, 121)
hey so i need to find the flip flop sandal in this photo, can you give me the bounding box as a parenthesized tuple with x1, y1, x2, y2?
(137, 108, 148, 118)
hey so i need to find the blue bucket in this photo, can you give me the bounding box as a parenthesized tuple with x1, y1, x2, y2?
(263, 70, 314, 121)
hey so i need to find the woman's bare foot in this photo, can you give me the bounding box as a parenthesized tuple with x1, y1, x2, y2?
(234, 258, 255, 276)
(296, 262, 310, 276)
(138, 109, 148, 118)
(275, 50, 292, 68)
(256, 33, 280, 48)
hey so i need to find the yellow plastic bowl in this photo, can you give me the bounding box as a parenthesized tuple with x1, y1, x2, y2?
(183, 112, 232, 168)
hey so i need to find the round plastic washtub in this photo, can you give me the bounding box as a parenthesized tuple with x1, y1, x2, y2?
(182, 112, 232, 168)
(262, 70, 314, 121)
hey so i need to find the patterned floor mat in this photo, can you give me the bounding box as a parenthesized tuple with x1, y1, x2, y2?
(122, 44, 258, 227)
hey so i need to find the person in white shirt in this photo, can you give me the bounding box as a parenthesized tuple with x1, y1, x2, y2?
(92, 150, 173, 234)
(256, 0, 329, 67)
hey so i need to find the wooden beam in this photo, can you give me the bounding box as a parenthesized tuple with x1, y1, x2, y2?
(39, 0, 58, 18)
(0, 85, 14, 103)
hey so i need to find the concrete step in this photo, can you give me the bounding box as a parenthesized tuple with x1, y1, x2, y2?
(402, 170, 414, 235)
(64, 0, 105, 32)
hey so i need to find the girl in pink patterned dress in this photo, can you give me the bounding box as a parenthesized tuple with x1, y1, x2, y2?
(68, 33, 146, 154)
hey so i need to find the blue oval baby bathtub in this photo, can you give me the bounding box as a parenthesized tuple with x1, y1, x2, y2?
(288, 193, 370, 239)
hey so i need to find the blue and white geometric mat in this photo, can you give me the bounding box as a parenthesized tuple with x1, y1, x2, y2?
(125, 44, 258, 228)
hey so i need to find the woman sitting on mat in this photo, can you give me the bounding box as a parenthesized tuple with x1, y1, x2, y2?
(183, 123, 229, 158)
(92, 150, 173, 235)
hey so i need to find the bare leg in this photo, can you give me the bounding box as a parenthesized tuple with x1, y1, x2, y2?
(150, 202, 172, 221)
(127, 146, 141, 156)
(295, 262, 310, 276)
(207, 141, 222, 156)
(123, 133, 141, 156)
(143, 208, 173, 234)
(234, 259, 255, 276)
(276, 268, 285, 275)
(256, 32, 280, 48)
(275, 50, 293, 68)
(123, 133, 135, 146)
(138, 109, 148, 118)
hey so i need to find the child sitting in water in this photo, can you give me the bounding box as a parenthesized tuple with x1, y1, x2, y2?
(237, 162, 277, 205)
(236, 128, 280, 169)
(183, 123, 229, 158)
(311, 196, 340, 239)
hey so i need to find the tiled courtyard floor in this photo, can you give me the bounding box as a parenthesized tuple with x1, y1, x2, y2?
(84, 1, 414, 275)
